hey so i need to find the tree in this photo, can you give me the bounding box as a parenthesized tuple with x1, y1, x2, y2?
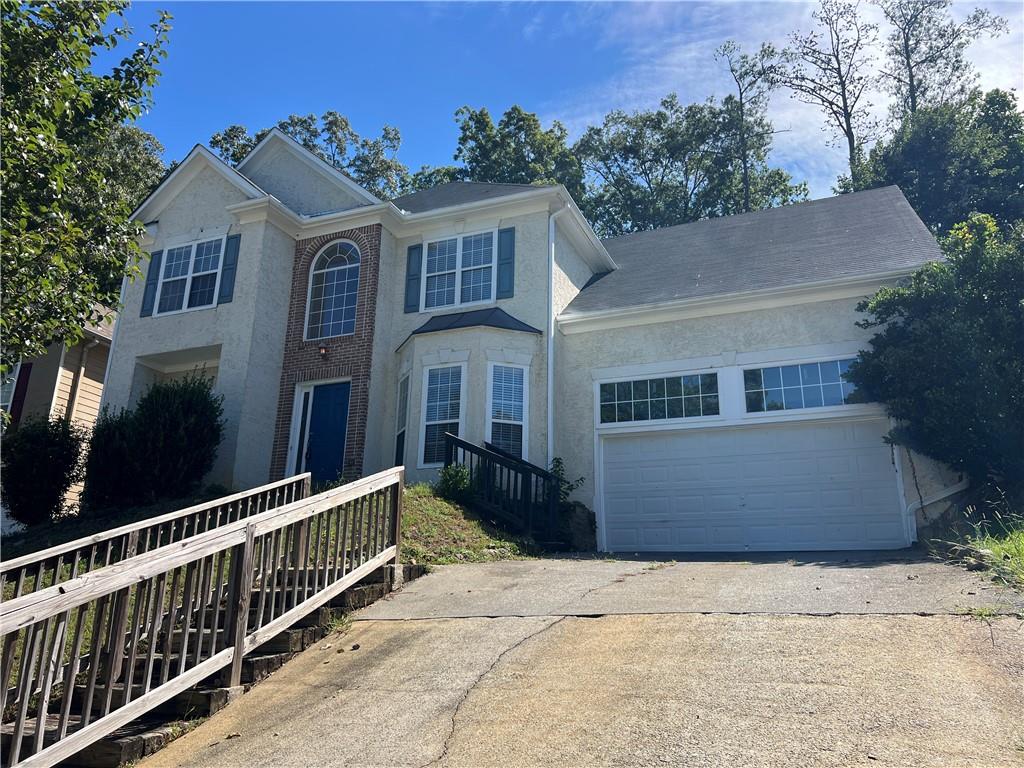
(875, 0, 1007, 117)
(715, 41, 784, 212)
(209, 112, 411, 199)
(781, 0, 879, 189)
(1, 2, 171, 375)
(846, 215, 1024, 492)
(445, 106, 585, 200)
(575, 94, 805, 236)
(856, 89, 1024, 232)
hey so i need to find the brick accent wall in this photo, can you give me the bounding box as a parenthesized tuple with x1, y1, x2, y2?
(269, 224, 382, 482)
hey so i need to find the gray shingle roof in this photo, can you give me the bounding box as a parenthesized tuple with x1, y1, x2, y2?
(391, 181, 552, 214)
(565, 186, 940, 315)
(399, 307, 541, 349)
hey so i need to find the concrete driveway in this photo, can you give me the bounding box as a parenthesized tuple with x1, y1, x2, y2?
(146, 553, 1024, 768)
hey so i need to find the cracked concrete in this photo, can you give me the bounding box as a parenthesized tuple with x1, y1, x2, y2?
(143, 555, 1024, 768)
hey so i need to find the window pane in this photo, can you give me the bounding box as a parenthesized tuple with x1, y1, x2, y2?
(803, 386, 824, 408)
(683, 396, 702, 417)
(822, 383, 844, 406)
(600, 383, 615, 404)
(426, 239, 457, 274)
(699, 373, 718, 394)
(633, 400, 649, 420)
(157, 278, 186, 313)
(665, 377, 682, 398)
(682, 375, 700, 396)
(783, 387, 804, 409)
(424, 272, 456, 308)
(461, 232, 494, 268)
(490, 422, 523, 458)
(616, 402, 633, 421)
(649, 399, 666, 420)
(163, 245, 192, 279)
(820, 360, 841, 384)
(743, 369, 762, 391)
(460, 266, 492, 303)
(842, 381, 856, 402)
(600, 403, 616, 423)
(426, 366, 461, 422)
(307, 261, 360, 338)
(666, 397, 684, 419)
(763, 367, 783, 390)
(650, 379, 665, 398)
(633, 380, 649, 400)
(746, 390, 765, 412)
(800, 363, 821, 385)
(193, 239, 222, 273)
(765, 389, 785, 411)
(491, 365, 524, 422)
(781, 365, 801, 387)
(423, 422, 458, 465)
(616, 381, 632, 402)
(187, 273, 217, 308)
(701, 394, 719, 416)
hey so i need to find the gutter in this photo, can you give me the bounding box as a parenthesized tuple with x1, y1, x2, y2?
(547, 204, 569, 466)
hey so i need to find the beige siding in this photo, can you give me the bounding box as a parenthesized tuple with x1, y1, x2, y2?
(18, 344, 63, 421)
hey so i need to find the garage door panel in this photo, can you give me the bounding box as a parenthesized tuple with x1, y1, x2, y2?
(601, 418, 908, 552)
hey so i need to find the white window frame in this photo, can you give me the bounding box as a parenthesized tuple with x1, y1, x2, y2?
(153, 235, 227, 317)
(303, 239, 361, 341)
(1, 361, 21, 413)
(485, 362, 529, 461)
(741, 356, 857, 416)
(419, 228, 499, 313)
(418, 362, 467, 469)
(395, 374, 410, 467)
(595, 367, 725, 430)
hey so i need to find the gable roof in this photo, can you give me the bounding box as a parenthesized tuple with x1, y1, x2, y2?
(392, 181, 554, 214)
(398, 307, 542, 349)
(236, 128, 380, 206)
(564, 186, 941, 316)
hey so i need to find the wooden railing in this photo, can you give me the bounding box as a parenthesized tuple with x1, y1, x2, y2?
(443, 434, 561, 542)
(0, 475, 311, 600)
(0, 467, 402, 768)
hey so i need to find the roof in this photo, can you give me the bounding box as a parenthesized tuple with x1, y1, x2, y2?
(564, 186, 941, 316)
(391, 181, 554, 214)
(399, 307, 541, 349)
(84, 305, 117, 342)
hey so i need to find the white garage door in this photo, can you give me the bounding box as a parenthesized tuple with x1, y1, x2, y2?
(601, 417, 908, 552)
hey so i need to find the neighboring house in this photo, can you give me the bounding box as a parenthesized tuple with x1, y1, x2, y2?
(103, 129, 963, 553)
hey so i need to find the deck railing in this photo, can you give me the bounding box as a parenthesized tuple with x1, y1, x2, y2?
(0, 467, 402, 768)
(0, 474, 311, 599)
(443, 433, 561, 541)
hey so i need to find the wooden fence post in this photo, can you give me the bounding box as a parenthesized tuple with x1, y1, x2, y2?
(391, 472, 404, 569)
(224, 524, 255, 687)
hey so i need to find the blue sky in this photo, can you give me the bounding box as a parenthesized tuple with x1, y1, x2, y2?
(114, 1, 1023, 198)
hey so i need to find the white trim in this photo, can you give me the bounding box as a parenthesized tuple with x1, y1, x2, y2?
(48, 344, 68, 418)
(151, 235, 227, 318)
(558, 271, 913, 335)
(417, 362, 467, 470)
(302, 239, 362, 341)
(485, 348, 534, 366)
(419, 228, 499, 313)
(285, 376, 352, 478)
(485, 362, 530, 462)
(236, 128, 381, 206)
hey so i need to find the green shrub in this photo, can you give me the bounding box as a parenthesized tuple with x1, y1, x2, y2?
(83, 373, 225, 511)
(435, 463, 471, 504)
(1, 416, 87, 525)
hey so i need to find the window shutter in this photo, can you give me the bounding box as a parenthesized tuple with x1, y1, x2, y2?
(404, 243, 423, 313)
(140, 251, 163, 317)
(496, 227, 515, 299)
(218, 234, 241, 305)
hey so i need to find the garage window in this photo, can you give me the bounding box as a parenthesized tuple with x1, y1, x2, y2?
(600, 373, 719, 424)
(744, 358, 856, 412)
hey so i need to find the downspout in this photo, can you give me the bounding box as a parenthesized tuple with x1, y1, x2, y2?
(547, 203, 569, 466)
(67, 340, 100, 422)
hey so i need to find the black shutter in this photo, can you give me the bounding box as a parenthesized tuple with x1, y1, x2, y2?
(404, 243, 423, 313)
(218, 234, 241, 305)
(140, 250, 163, 317)
(496, 227, 515, 299)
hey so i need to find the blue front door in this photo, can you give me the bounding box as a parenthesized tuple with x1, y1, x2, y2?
(302, 381, 350, 485)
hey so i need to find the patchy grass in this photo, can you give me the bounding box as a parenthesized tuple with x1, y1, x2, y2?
(401, 483, 532, 565)
(945, 491, 1024, 592)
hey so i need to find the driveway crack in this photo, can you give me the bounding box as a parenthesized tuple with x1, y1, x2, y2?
(418, 616, 566, 768)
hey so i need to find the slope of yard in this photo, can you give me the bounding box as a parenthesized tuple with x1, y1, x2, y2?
(401, 483, 531, 565)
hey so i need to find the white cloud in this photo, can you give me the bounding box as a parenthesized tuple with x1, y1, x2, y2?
(540, 0, 1024, 198)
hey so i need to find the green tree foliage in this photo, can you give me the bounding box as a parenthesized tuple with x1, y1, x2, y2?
(874, 0, 1007, 117)
(1, 416, 87, 525)
(855, 89, 1024, 233)
(780, 0, 879, 190)
(1, 1, 171, 374)
(846, 215, 1024, 491)
(575, 94, 805, 236)
(84, 373, 225, 510)
(209, 111, 410, 200)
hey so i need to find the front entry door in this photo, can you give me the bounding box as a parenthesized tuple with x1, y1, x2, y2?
(296, 381, 350, 485)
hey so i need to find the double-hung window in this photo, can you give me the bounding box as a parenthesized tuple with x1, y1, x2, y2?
(422, 365, 463, 465)
(488, 364, 527, 459)
(422, 230, 496, 311)
(155, 237, 224, 315)
(394, 375, 409, 467)
(743, 358, 856, 412)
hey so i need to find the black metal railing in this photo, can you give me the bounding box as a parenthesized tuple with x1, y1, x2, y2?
(443, 434, 561, 542)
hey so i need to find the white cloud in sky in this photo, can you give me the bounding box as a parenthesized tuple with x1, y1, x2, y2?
(537, 0, 1024, 199)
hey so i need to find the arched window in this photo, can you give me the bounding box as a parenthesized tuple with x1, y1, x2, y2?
(306, 241, 360, 339)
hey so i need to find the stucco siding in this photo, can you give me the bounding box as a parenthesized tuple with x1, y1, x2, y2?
(552, 224, 595, 317)
(241, 144, 367, 216)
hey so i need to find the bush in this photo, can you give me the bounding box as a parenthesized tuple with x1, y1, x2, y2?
(434, 463, 471, 504)
(1, 416, 87, 525)
(83, 373, 225, 510)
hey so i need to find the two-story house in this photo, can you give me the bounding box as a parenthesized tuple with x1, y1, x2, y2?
(104, 130, 964, 553)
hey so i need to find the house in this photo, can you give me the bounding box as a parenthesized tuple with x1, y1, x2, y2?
(102, 129, 964, 553)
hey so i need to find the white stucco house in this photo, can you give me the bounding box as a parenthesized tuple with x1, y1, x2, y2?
(103, 129, 964, 553)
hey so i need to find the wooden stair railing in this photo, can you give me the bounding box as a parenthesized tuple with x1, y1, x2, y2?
(0, 467, 403, 768)
(443, 433, 561, 542)
(0, 474, 311, 600)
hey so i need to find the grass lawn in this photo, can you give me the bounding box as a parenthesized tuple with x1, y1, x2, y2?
(944, 492, 1024, 592)
(969, 525, 1024, 590)
(401, 483, 532, 565)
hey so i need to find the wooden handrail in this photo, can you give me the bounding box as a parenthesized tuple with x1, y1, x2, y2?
(0, 467, 403, 768)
